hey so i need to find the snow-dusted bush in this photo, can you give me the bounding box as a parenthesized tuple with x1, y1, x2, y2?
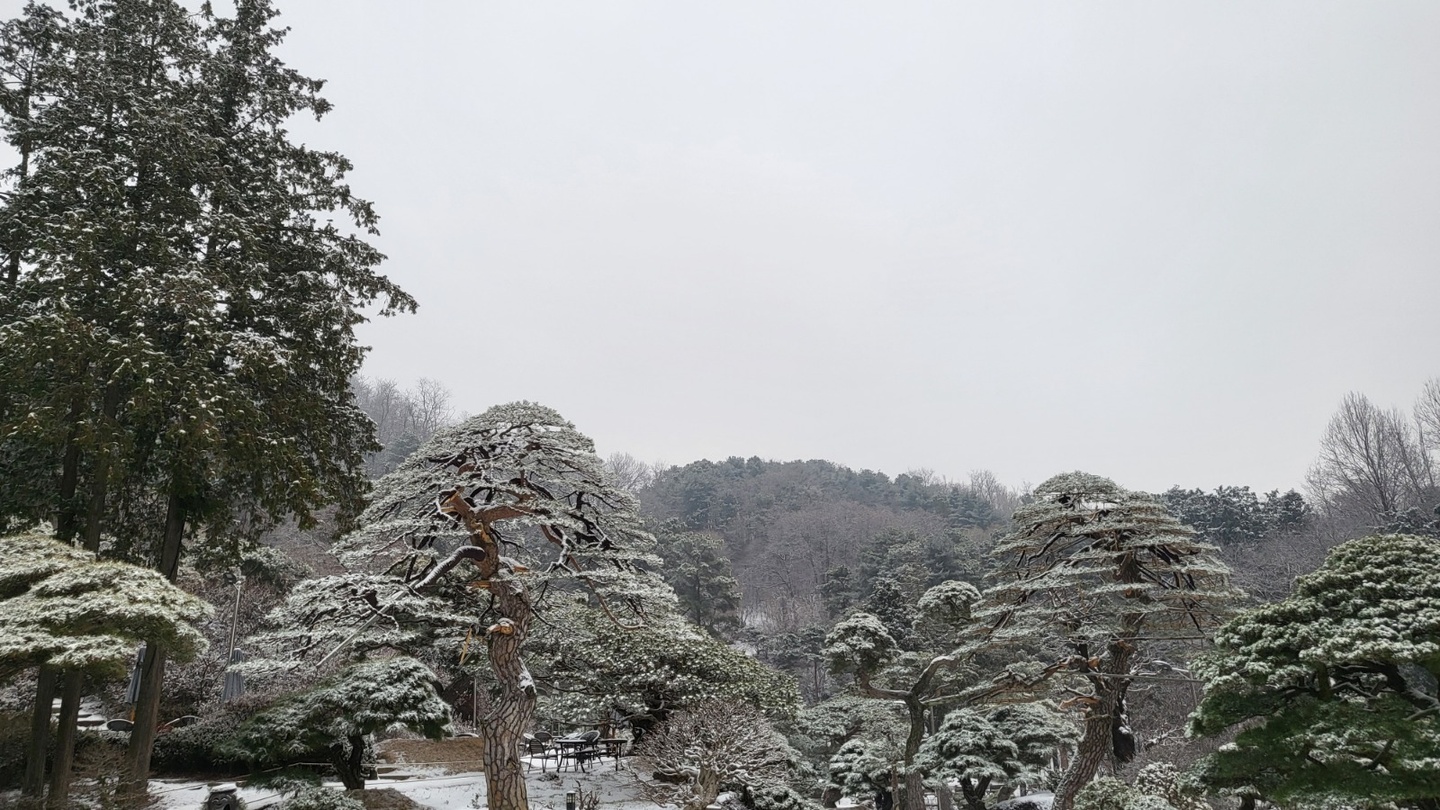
(222, 657, 451, 790)
(915, 703, 1075, 810)
(533, 603, 799, 729)
(1072, 778, 1175, 810)
(636, 700, 798, 810)
(828, 735, 912, 810)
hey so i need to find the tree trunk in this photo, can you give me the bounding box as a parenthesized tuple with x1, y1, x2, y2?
(23, 666, 57, 798)
(957, 777, 990, 810)
(1053, 641, 1135, 810)
(480, 716, 530, 810)
(446, 500, 536, 810)
(902, 697, 927, 810)
(124, 641, 167, 799)
(47, 672, 83, 807)
(125, 488, 186, 798)
(691, 769, 722, 810)
(49, 433, 113, 808)
(475, 571, 535, 810)
(334, 734, 367, 790)
(934, 780, 954, 810)
(54, 397, 84, 543)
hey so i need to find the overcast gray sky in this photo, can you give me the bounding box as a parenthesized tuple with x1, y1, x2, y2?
(146, 3, 1440, 492)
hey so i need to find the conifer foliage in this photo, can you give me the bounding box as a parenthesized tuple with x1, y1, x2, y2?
(0, 0, 411, 795)
(0, 529, 210, 680)
(337, 401, 666, 810)
(1190, 534, 1440, 809)
(979, 472, 1240, 810)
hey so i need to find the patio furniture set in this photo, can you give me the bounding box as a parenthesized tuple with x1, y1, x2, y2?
(522, 729, 629, 773)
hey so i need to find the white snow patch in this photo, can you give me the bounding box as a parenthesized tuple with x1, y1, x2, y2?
(149, 758, 659, 810)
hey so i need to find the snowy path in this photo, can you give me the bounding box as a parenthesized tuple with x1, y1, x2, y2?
(150, 757, 656, 810)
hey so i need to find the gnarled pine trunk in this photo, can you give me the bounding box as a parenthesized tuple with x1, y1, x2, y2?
(1053, 640, 1135, 810)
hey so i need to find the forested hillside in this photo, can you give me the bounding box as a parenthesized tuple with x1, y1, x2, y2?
(639, 460, 1015, 627)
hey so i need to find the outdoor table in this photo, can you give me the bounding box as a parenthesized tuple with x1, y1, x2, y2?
(597, 737, 627, 769)
(555, 737, 596, 772)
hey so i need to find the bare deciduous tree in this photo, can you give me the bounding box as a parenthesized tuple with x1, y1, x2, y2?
(605, 452, 655, 492)
(1308, 392, 1430, 521)
(408, 377, 453, 438)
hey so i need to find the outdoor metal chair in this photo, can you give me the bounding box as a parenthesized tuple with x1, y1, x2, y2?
(524, 730, 558, 773)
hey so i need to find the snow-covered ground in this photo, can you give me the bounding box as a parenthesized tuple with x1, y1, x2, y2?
(150, 757, 656, 810)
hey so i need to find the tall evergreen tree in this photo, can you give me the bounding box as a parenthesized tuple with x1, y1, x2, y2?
(977, 472, 1240, 810)
(654, 526, 742, 635)
(335, 402, 669, 810)
(0, 0, 411, 797)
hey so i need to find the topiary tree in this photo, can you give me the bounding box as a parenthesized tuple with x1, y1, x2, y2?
(0, 529, 210, 804)
(223, 656, 451, 790)
(330, 402, 669, 810)
(823, 580, 984, 810)
(977, 472, 1241, 810)
(531, 601, 799, 737)
(1189, 533, 1440, 809)
(915, 703, 1075, 810)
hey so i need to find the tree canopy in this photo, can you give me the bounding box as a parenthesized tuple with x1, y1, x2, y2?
(978, 472, 1240, 810)
(0, 529, 210, 680)
(1190, 533, 1440, 808)
(224, 656, 452, 791)
(322, 401, 670, 810)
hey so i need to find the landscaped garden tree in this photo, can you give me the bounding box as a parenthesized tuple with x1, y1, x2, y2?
(915, 703, 1075, 810)
(635, 699, 799, 810)
(223, 656, 452, 791)
(531, 599, 798, 735)
(0, 529, 210, 805)
(796, 693, 909, 807)
(326, 402, 671, 810)
(823, 579, 986, 810)
(0, 0, 411, 793)
(978, 472, 1241, 810)
(1189, 533, 1440, 809)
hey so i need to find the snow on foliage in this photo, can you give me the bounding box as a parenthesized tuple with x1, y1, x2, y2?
(636, 700, 799, 810)
(0, 530, 210, 679)
(305, 402, 670, 810)
(916, 703, 1075, 810)
(976, 472, 1242, 810)
(823, 613, 898, 676)
(240, 572, 476, 680)
(1190, 533, 1440, 807)
(222, 656, 451, 790)
(534, 601, 799, 723)
(341, 401, 664, 603)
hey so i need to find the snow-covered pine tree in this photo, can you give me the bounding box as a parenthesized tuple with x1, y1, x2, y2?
(0, 0, 411, 792)
(1190, 533, 1440, 808)
(222, 656, 452, 791)
(915, 703, 1074, 810)
(333, 401, 670, 810)
(0, 529, 211, 800)
(531, 599, 799, 734)
(823, 580, 984, 810)
(977, 472, 1240, 810)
